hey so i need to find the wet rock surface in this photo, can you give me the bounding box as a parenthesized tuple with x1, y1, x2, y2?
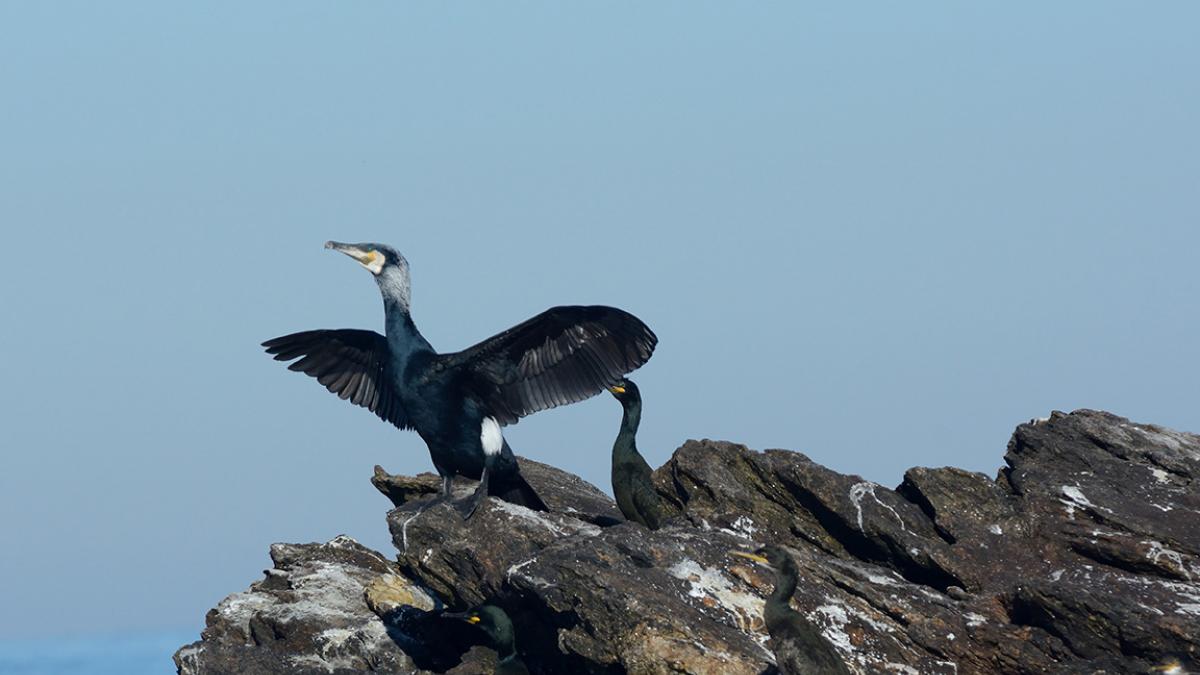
(178, 410, 1200, 673)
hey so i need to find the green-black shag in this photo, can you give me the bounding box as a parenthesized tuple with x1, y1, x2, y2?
(263, 242, 657, 518)
(731, 546, 851, 675)
(607, 379, 666, 529)
(444, 605, 529, 675)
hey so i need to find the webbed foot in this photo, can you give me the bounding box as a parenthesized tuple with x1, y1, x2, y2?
(455, 468, 490, 520)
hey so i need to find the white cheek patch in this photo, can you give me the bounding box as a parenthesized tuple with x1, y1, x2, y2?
(480, 416, 503, 457)
(364, 251, 385, 275)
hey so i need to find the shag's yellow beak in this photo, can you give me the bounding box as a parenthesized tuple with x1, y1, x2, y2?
(466, 615, 481, 625)
(609, 385, 626, 394)
(730, 550, 769, 564)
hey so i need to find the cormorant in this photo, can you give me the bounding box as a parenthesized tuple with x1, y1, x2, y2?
(263, 242, 657, 517)
(607, 379, 666, 529)
(444, 605, 529, 675)
(731, 546, 851, 675)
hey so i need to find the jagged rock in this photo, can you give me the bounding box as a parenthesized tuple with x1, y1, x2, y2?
(174, 536, 427, 674)
(373, 457, 625, 527)
(178, 410, 1200, 674)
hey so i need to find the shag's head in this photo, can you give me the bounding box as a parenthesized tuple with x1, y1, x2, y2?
(608, 378, 641, 404)
(325, 241, 411, 307)
(444, 604, 516, 648)
(730, 544, 793, 572)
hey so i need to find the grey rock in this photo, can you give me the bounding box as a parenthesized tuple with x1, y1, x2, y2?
(179, 410, 1200, 674)
(174, 536, 429, 675)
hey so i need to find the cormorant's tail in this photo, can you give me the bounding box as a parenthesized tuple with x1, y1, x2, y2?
(490, 470, 548, 512)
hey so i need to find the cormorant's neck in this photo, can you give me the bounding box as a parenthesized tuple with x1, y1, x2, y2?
(377, 269, 431, 357)
(375, 266, 411, 311)
(613, 399, 642, 459)
(765, 560, 799, 626)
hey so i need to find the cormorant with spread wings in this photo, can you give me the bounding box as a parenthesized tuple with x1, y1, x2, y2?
(263, 241, 657, 518)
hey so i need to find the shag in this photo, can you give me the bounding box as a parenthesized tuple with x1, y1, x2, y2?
(444, 605, 529, 675)
(263, 242, 657, 517)
(731, 546, 851, 675)
(607, 379, 666, 529)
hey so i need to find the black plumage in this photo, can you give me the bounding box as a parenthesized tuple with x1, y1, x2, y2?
(443, 605, 529, 675)
(732, 546, 851, 675)
(263, 242, 657, 517)
(607, 379, 666, 530)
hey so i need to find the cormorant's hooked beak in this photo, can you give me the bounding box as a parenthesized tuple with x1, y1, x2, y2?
(609, 385, 626, 395)
(729, 550, 769, 565)
(326, 241, 384, 275)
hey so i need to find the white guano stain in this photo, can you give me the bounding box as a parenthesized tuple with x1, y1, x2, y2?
(1058, 485, 1100, 519)
(1144, 540, 1198, 582)
(398, 506, 426, 553)
(718, 515, 758, 540)
(849, 482, 908, 533)
(490, 500, 601, 538)
(809, 603, 853, 654)
(668, 559, 765, 633)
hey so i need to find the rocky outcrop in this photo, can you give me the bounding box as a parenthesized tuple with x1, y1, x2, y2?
(177, 410, 1200, 673)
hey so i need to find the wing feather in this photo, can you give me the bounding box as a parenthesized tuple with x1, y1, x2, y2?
(437, 306, 657, 425)
(262, 329, 411, 430)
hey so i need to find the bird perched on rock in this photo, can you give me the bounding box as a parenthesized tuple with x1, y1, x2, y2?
(731, 545, 851, 675)
(263, 242, 657, 518)
(608, 379, 666, 529)
(444, 605, 529, 675)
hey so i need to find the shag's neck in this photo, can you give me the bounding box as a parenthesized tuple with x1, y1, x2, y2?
(490, 629, 518, 662)
(613, 399, 642, 461)
(765, 559, 799, 628)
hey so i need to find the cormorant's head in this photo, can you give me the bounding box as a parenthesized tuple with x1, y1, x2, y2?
(608, 378, 641, 404)
(444, 604, 515, 648)
(325, 241, 404, 276)
(325, 241, 411, 308)
(730, 544, 792, 572)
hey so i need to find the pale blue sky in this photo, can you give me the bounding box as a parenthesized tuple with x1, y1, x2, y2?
(1, 3, 1197, 641)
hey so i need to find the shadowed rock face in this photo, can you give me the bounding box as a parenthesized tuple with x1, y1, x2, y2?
(177, 410, 1200, 674)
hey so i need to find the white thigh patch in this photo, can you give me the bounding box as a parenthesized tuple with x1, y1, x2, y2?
(480, 416, 503, 457)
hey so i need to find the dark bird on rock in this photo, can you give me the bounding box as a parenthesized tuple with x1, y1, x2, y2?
(263, 242, 657, 518)
(607, 379, 666, 529)
(444, 605, 530, 675)
(731, 546, 851, 675)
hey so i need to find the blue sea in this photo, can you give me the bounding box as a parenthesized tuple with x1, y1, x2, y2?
(0, 632, 196, 675)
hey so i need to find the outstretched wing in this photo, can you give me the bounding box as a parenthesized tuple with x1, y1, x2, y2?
(261, 329, 412, 430)
(436, 305, 657, 425)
